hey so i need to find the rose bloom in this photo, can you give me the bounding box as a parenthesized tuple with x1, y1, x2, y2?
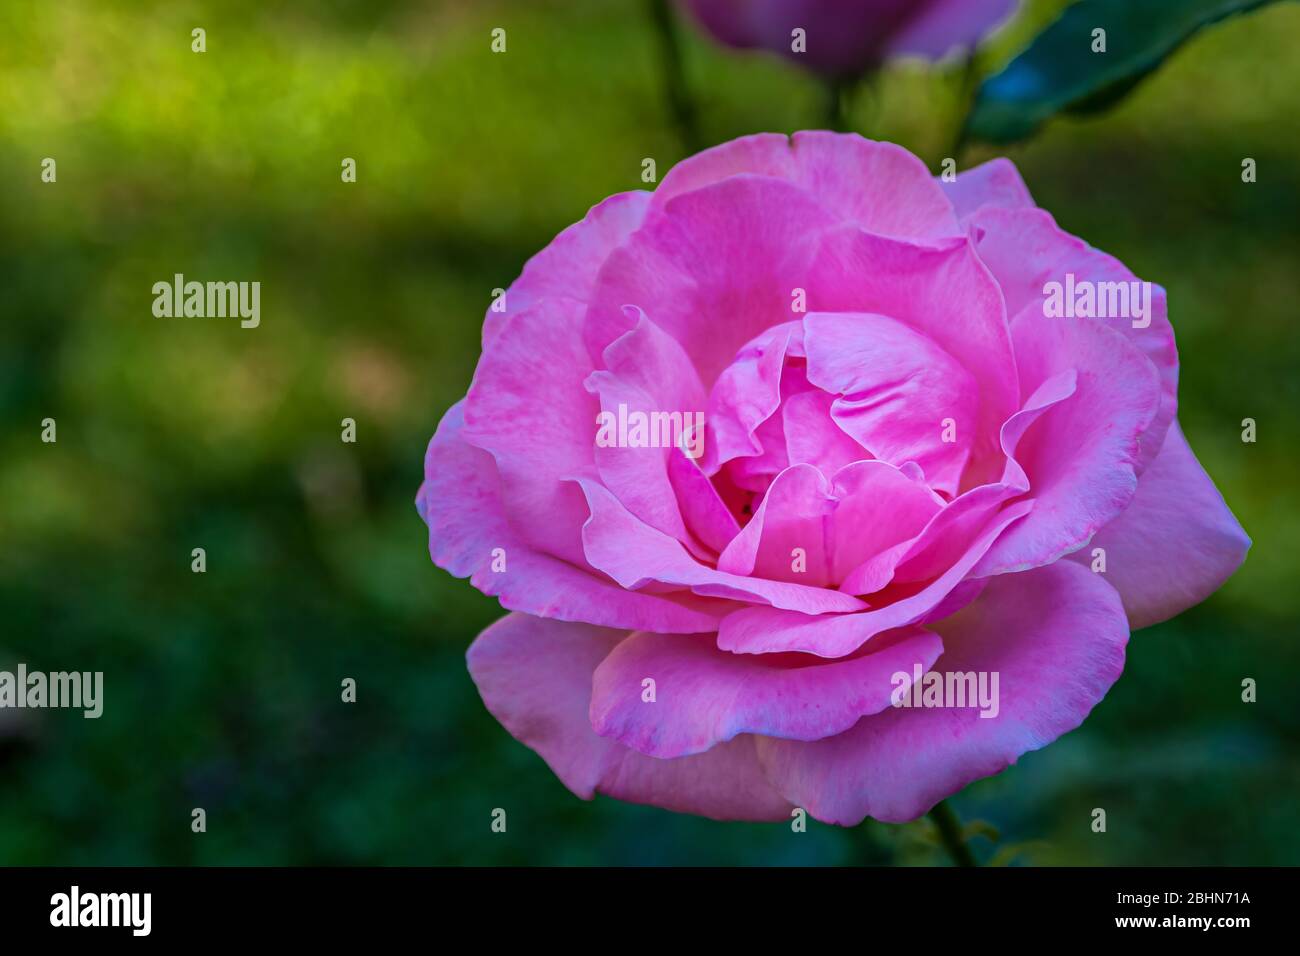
(680, 0, 1018, 77)
(417, 132, 1249, 825)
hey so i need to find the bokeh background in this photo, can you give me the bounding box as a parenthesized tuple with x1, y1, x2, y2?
(1, 0, 1296, 865)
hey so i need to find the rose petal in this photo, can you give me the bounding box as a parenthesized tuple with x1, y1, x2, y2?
(667, 445, 742, 555)
(938, 157, 1034, 224)
(484, 190, 650, 347)
(804, 227, 1019, 487)
(419, 402, 727, 632)
(973, 313, 1162, 576)
(717, 459, 945, 590)
(969, 206, 1178, 473)
(703, 321, 802, 474)
(781, 389, 869, 476)
(463, 298, 599, 566)
(576, 476, 868, 614)
(653, 130, 960, 240)
(585, 308, 708, 544)
(757, 560, 1129, 824)
(782, 131, 960, 239)
(591, 626, 943, 757)
(718, 463, 835, 584)
(586, 175, 836, 383)
(804, 311, 978, 495)
(467, 613, 792, 821)
(1068, 420, 1250, 628)
(718, 499, 1033, 657)
(830, 459, 945, 585)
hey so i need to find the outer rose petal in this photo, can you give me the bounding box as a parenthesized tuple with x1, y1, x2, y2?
(973, 313, 1162, 575)
(463, 298, 599, 567)
(781, 131, 961, 238)
(968, 205, 1179, 474)
(419, 402, 728, 633)
(591, 626, 943, 758)
(757, 560, 1129, 825)
(938, 157, 1034, 224)
(649, 132, 796, 209)
(467, 613, 793, 821)
(586, 175, 837, 383)
(1069, 420, 1250, 628)
(652, 131, 959, 240)
(483, 190, 650, 348)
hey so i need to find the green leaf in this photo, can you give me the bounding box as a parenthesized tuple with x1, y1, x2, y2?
(965, 0, 1291, 144)
(962, 819, 1001, 843)
(988, 840, 1050, 867)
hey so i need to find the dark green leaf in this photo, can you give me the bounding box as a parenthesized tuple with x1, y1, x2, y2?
(966, 0, 1291, 143)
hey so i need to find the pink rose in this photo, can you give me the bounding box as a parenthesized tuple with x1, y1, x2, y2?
(680, 0, 1018, 77)
(417, 132, 1249, 825)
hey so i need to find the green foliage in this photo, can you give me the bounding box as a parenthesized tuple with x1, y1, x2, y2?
(0, 0, 1297, 865)
(967, 0, 1292, 144)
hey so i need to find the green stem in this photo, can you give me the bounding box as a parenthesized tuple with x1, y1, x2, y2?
(852, 818, 892, 866)
(823, 78, 849, 132)
(929, 800, 977, 867)
(945, 50, 981, 168)
(647, 0, 700, 152)
(855, 72, 882, 135)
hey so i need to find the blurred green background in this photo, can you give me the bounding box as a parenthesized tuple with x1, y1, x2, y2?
(0, 0, 1296, 865)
